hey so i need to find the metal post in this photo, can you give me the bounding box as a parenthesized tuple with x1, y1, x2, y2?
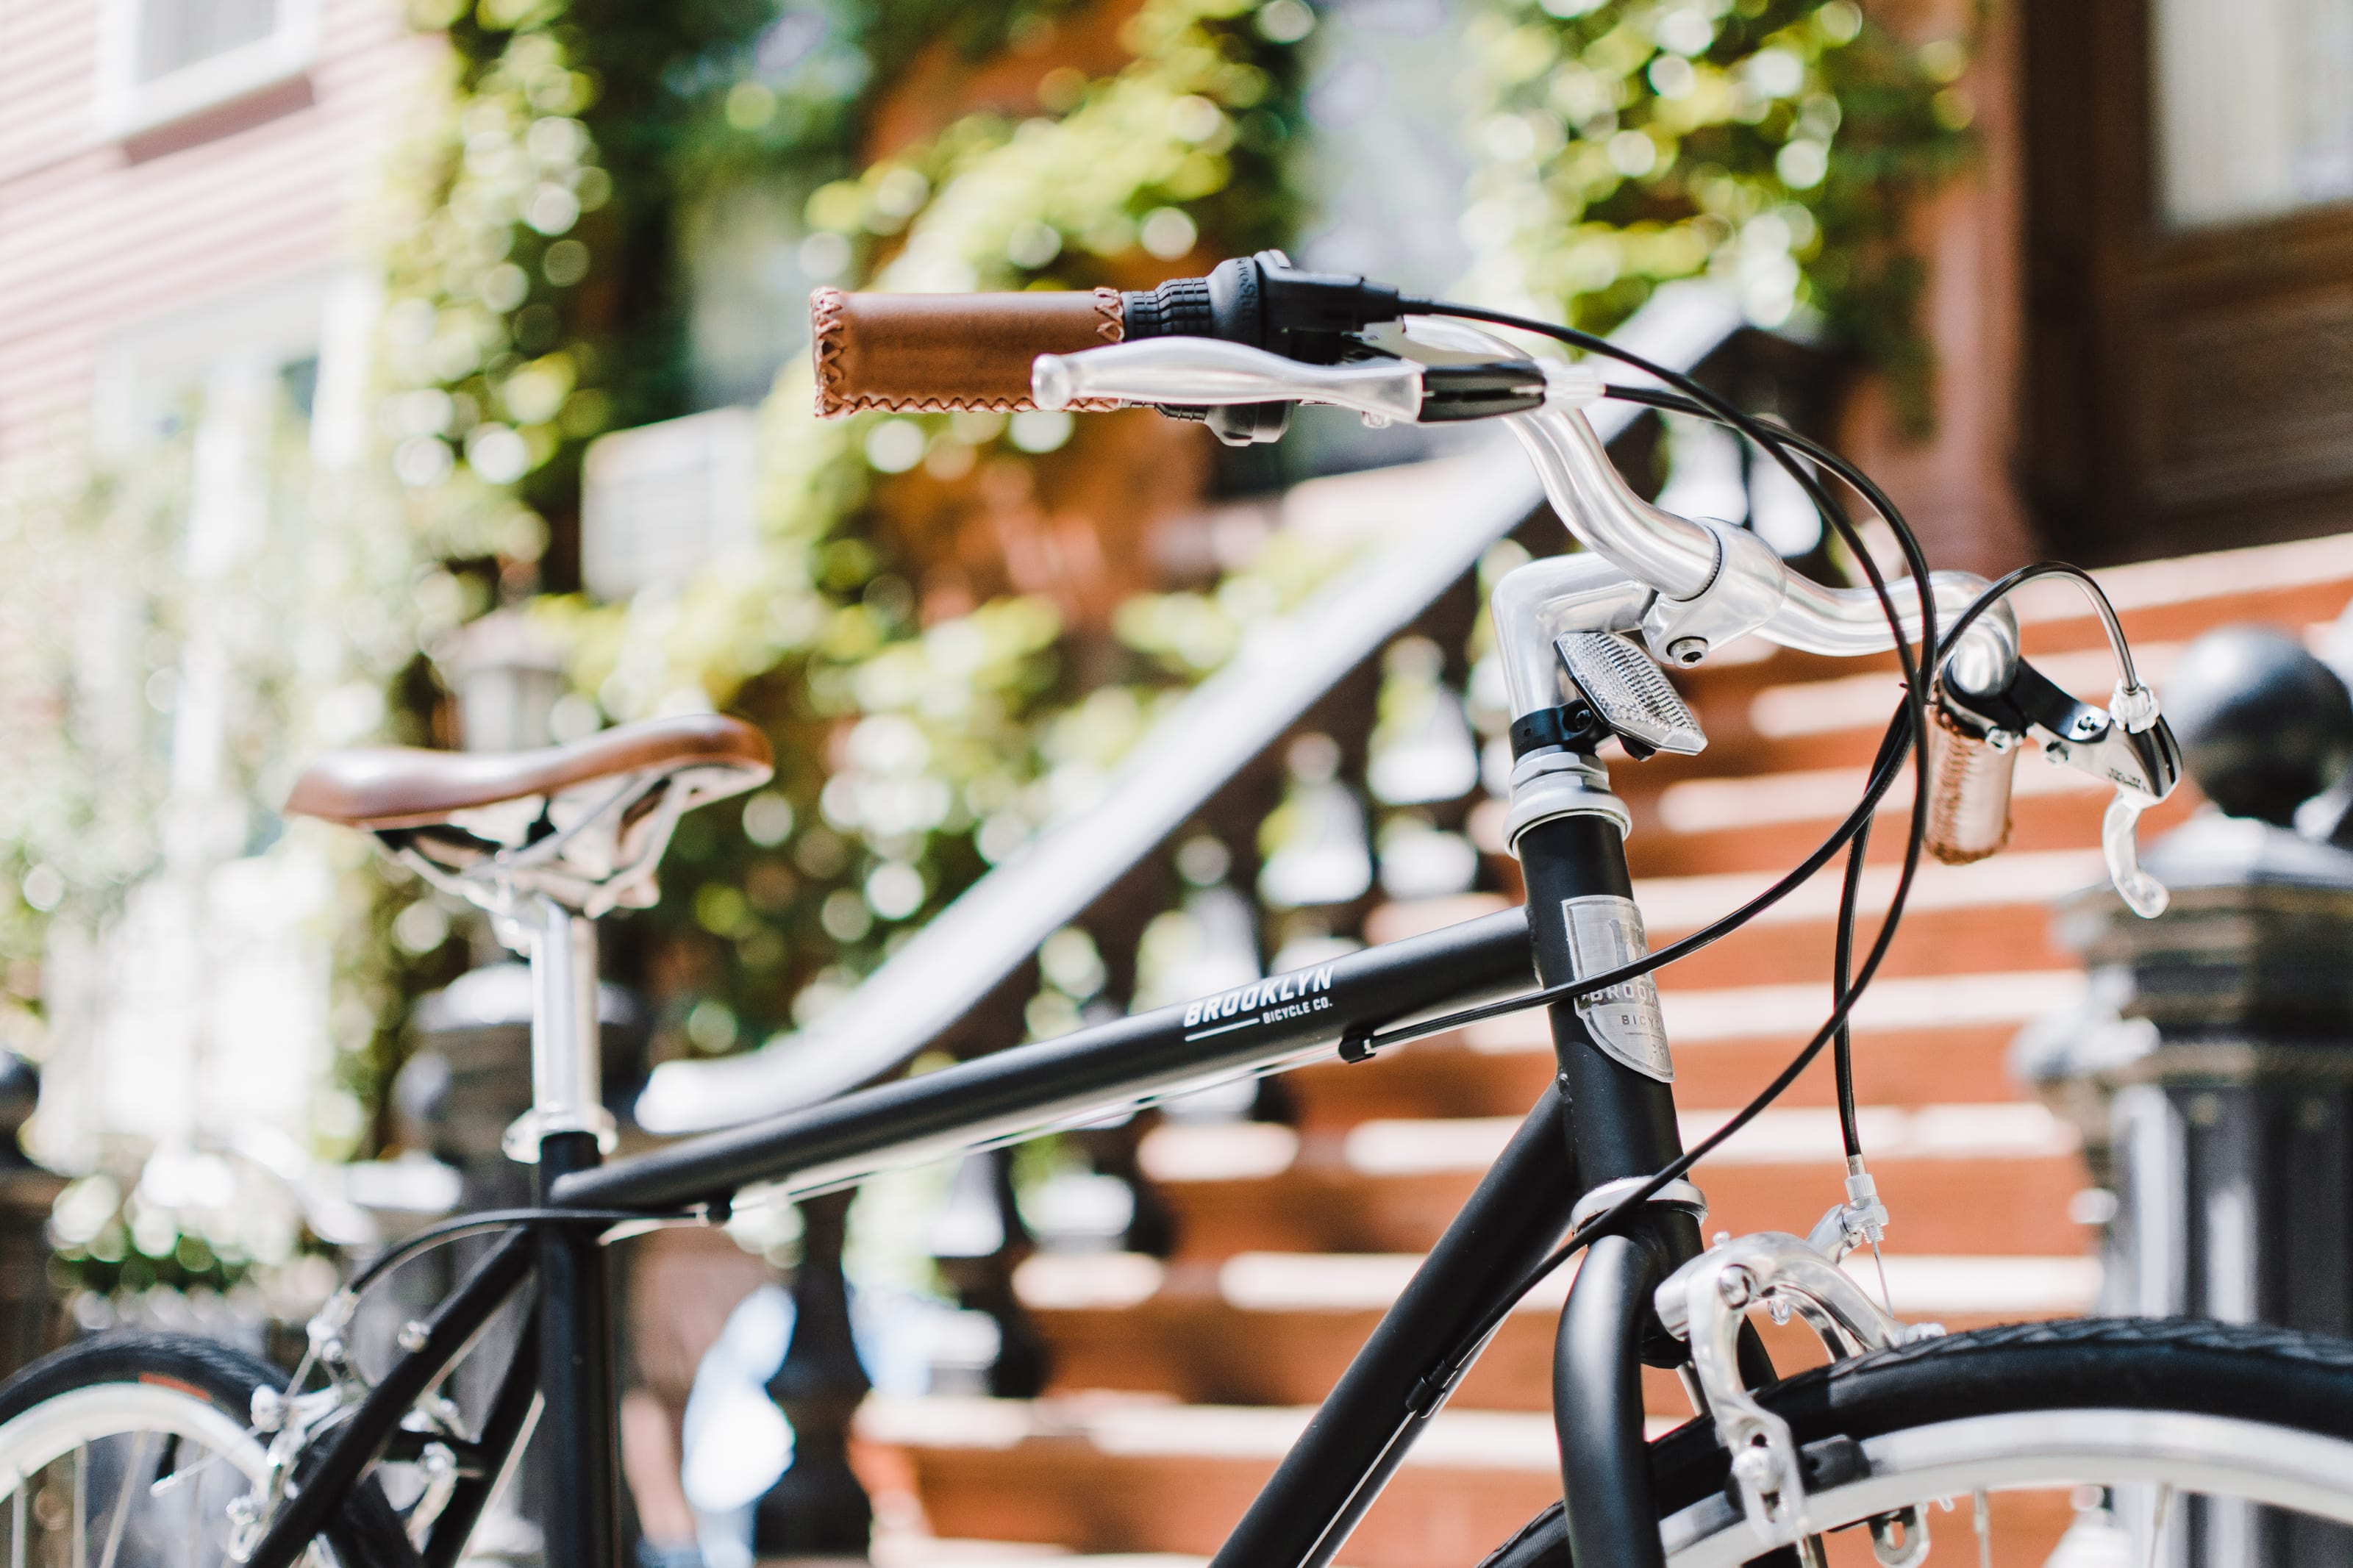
(753, 1189, 872, 1558)
(928, 1148, 1046, 1397)
(2027, 626, 2353, 1565)
(0, 1053, 63, 1381)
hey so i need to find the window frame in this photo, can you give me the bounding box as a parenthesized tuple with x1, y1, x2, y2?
(2021, 0, 2353, 565)
(93, 0, 321, 140)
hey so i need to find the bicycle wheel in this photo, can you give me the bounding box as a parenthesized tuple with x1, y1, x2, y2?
(1479, 1317, 2353, 1567)
(0, 1333, 410, 1568)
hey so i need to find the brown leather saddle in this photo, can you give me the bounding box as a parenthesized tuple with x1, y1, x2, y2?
(285, 714, 773, 914)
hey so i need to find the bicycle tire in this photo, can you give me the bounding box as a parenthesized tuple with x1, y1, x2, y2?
(1476, 1316, 2353, 1567)
(0, 1332, 414, 1567)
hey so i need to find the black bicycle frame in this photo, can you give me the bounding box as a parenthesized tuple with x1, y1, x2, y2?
(246, 770, 1700, 1568)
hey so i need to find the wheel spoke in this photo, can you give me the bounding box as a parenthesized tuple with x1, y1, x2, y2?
(2144, 1482, 2174, 1568)
(148, 1448, 228, 1500)
(94, 1432, 156, 1568)
(10, 1472, 22, 1568)
(1971, 1487, 1990, 1568)
(72, 1440, 88, 1568)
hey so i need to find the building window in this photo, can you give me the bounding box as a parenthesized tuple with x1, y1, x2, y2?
(98, 0, 319, 138)
(2154, 0, 2353, 227)
(92, 268, 373, 459)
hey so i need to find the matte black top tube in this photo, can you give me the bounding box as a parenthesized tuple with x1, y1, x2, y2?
(554, 906, 1536, 1213)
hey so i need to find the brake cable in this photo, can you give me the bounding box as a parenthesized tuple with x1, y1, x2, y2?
(1366, 297, 1975, 1405)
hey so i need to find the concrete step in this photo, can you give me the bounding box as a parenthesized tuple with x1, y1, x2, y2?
(1287, 1017, 2032, 1129)
(1139, 1101, 2090, 1259)
(1287, 962, 2080, 1130)
(1321, 867, 2093, 1128)
(1383, 850, 2100, 988)
(861, 1391, 2077, 1568)
(860, 1394, 1563, 1568)
(1615, 759, 2203, 879)
(1013, 1248, 2097, 1412)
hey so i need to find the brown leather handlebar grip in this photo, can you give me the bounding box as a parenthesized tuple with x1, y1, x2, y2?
(810, 287, 1126, 418)
(1924, 701, 2018, 864)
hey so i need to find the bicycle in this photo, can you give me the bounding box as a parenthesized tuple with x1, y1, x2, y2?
(0, 250, 2340, 1568)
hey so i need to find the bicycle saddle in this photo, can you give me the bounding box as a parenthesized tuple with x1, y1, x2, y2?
(285, 714, 773, 914)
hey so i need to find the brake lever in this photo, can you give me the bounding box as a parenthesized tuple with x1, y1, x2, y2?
(1945, 659, 2182, 918)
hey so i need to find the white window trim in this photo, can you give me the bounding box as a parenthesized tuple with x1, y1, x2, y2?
(94, 0, 321, 140)
(92, 265, 368, 457)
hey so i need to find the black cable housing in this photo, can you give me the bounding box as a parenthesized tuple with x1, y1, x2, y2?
(1390, 296, 1957, 1400)
(342, 1206, 704, 1298)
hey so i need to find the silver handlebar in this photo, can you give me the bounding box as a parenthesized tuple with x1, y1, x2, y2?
(1499, 398, 2018, 689)
(1033, 332, 2019, 692)
(1032, 331, 2175, 915)
(1033, 338, 1428, 427)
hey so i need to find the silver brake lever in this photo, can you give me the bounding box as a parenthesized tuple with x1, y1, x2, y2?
(2034, 680, 2182, 919)
(1946, 655, 2182, 917)
(2102, 787, 2168, 917)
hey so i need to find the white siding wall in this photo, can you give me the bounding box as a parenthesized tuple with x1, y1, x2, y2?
(0, 0, 432, 466)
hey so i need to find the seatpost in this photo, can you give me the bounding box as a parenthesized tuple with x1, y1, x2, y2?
(507, 896, 610, 1161)
(499, 893, 622, 1568)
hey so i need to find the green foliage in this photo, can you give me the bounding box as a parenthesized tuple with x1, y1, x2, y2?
(0, 412, 451, 1084)
(1457, 0, 1972, 431)
(542, 0, 1312, 1056)
(374, 0, 1965, 1075)
(376, 0, 1123, 559)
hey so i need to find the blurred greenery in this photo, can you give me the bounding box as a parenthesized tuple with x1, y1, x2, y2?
(377, 0, 1314, 1064)
(3, 0, 1969, 1225)
(1457, 0, 1972, 432)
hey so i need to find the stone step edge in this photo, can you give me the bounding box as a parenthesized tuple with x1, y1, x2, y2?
(1013, 1250, 2100, 1322)
(1376, 851, 2107, 948)
(860, 1391, 1643, 1469)
(1449, 969, 2085, 1053)
(1136, 1101, 2076, 1186)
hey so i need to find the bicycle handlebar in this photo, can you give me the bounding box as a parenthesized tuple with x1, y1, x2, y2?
(807, 261, 2176, 910)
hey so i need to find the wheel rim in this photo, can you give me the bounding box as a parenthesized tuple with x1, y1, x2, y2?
(0, 1381, 293, 1568)
(1662, 1409, 2353, 1567)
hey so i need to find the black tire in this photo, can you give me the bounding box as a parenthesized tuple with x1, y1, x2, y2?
(1477, 1316, 2353, 1568)
(0, 1332, 414, 1568)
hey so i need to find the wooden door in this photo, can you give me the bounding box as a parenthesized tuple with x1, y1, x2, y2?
(2023, 0, 2353, 563)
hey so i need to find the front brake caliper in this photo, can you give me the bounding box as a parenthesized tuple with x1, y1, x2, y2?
(1654, 1232, 1943, 1563)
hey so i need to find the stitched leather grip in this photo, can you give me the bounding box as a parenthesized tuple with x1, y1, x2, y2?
(810, 287, 1125, 418)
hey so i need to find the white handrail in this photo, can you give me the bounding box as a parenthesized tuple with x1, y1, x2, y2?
(633, 284, 1746, 1134)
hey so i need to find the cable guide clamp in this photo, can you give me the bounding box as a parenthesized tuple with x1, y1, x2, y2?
(1654, 1231, 1945, 1564)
